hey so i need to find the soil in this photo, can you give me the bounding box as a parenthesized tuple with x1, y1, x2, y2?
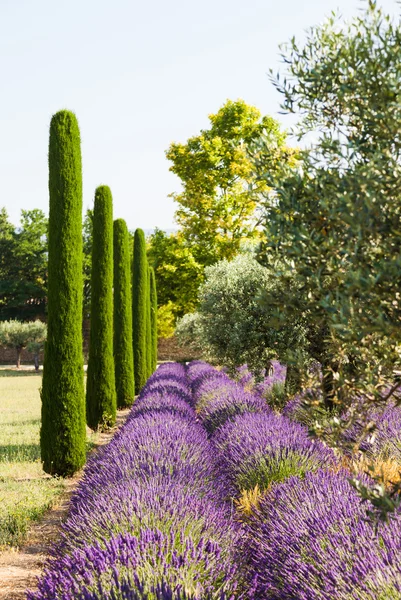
(0, 408, 131, 600)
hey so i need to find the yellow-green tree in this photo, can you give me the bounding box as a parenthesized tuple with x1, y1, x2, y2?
(166, 99, 295, 266)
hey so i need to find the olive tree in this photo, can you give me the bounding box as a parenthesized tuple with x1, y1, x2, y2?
(177, 253, 306, 381)
(0, 319, 47, 369)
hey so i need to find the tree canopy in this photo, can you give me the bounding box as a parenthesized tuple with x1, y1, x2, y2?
(166, 99, 295, 266)
(0, 208, 47, 321)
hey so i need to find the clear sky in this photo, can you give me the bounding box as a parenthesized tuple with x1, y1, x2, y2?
(1, 0, 399, 230)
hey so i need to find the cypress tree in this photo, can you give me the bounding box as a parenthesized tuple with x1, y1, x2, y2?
(149, 266, 158, 372)
(86, 186, 116, 429)
(41, 110, 86, 476)
(146, 264, 152, 377)
(113, 218, 135, 407)
(132, 228, 148, 393)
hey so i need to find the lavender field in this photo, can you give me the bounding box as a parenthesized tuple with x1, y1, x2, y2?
(28, 362, 401, 599)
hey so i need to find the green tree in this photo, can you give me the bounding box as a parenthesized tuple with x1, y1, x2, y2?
(82, 208, 93, 319)
(0, 319, 47, 369)
(258, 1, 401, 410)
(113, 218, 134, 408)
(145, 265, 152, 377)
(132, 228, 148, 393)
(166, 99, 294, 266)
(149, 266, 158, 371)
(41, 110, 86, 476)
(86, 186, 116, 429)
(147, 229, 203, 320)
(0, 209, 48, 321)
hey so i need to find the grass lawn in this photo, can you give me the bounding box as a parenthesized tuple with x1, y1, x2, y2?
(0, 368, 95, 549)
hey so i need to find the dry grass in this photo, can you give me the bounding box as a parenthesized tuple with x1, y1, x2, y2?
(235, 485, 264, 518)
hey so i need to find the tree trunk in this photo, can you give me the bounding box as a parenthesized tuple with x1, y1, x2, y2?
(285, 363, 302, 395)
(322, 364, 336, 411)
(34, 353, 39, 372)
(16, 347, 22, 369)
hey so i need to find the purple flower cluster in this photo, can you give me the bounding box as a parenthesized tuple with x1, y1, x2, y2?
(186, 361, 269, 434)
(213, 411, 336, 493)
(253, 361, 287, 398)
(342, 400, 401, 462)
(28, 362, 240, 600)
(242, 469, 401, 599)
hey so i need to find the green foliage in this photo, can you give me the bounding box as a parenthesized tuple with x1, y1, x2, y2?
(132, 228, 148, 393)
(145, 265, 152, 378)
(86, 186, 116, 429)
(41, 110, 86, 476)
(166, 99, 294, 266)
(147, 229, 203, 319)
(149, 267, 158, 371)
(175, 311, 211, 358)
(0, 208, 48, 321)
(178, 253, 306, 376)
(157, 302, 175, 339)
(0, 319, 47, 367)
(258, 1, 401, 409)
(113, 218, 134, 408)
(82, 208, 93, 318)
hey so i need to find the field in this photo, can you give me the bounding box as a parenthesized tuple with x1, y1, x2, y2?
(0, 369, 95, 549)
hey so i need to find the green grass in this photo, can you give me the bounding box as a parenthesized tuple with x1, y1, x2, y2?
(0, 368, 97, 549)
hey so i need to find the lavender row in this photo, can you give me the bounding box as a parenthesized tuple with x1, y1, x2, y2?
(187, 361, 335, 494)
(191, 361, 401, 598)
(28, 363, 240, 600)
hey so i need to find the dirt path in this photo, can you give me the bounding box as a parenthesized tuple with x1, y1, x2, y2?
(0, 409, 130, 600)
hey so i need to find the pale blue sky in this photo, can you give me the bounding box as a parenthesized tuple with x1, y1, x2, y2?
(1, 0, 399, 230)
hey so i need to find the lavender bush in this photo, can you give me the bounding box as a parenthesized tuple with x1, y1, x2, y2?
(187, 361, 269, 434)
(213, 411, 336, 493)
(242, 469, 401, 599)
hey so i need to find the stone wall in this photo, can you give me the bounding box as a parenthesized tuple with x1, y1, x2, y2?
(0, 334, 199, 366)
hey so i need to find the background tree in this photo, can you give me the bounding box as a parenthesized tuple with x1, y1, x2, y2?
(113, 218, 135, 408)
(41, 110, 86, 476)
(149, 266, 158, 371)
(132, 228, 148, 393)
(82, 208, 93, 319)
(0, 209, 48, 321)
(86, 186, 116, 429)
(0, 319, 47, 368)
(166, 99, 294, 266)
(147, 229, 203, 322)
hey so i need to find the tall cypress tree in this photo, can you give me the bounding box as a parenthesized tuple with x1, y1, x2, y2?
(146, 264, 152, 377)
(41, 110, 86, 476)
(86, 186, 116, 429)
(113, 218, 135, 407)
(132, 228, 148, 393)
(149, 266, 158, 372)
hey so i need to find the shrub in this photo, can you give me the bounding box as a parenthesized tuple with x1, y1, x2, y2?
(213, 411, 336, 493)
(86, 186, 116, 429)
(41, 110, 86, 476)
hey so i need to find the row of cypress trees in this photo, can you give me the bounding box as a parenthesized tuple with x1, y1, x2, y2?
(41, 110, 158, 477)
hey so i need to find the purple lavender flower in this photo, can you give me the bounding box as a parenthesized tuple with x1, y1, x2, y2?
(242, 469, 401, 599)
(28, 527, 238, 600)
(29, 362, 240, 600)
(213, 411, 336, 493)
